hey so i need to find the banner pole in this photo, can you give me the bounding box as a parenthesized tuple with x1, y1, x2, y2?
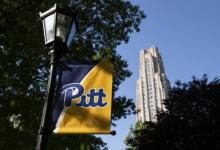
(36, 48, 58, 150)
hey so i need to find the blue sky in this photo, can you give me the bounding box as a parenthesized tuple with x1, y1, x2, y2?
(100, 0, 220, 149)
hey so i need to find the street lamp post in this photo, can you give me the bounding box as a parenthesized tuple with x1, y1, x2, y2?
(36, 4, 78, 150)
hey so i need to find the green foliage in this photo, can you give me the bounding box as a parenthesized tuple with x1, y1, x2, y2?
(0, 0, 145, 149)
(125, 75, 220, 150)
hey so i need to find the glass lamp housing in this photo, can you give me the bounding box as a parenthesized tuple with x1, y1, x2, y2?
(39, 4, 78, 48)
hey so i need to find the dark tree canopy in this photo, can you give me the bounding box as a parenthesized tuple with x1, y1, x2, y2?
(126, 75, 220, 150)
(0, 0, 145, 149)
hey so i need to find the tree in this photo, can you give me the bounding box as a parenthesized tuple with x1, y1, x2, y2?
(0, 0, 145, 149)
(125, 75, 220, 150)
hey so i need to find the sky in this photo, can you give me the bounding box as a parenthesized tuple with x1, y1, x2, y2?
(100, 0, 220, 149)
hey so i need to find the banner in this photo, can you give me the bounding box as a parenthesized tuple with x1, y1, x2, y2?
(52, 59, 113, 134)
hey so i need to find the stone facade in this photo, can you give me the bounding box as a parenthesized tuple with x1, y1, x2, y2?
(136, 46, 170, 122)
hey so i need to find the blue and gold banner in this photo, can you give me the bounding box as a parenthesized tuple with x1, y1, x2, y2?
(52, 59, 113, 134)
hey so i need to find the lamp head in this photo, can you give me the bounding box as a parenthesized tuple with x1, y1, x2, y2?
(39, 4, 78, 49)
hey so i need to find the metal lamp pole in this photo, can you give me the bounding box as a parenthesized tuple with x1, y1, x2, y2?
(36, 3, 78, 150)
(36, 47, 58, 150)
